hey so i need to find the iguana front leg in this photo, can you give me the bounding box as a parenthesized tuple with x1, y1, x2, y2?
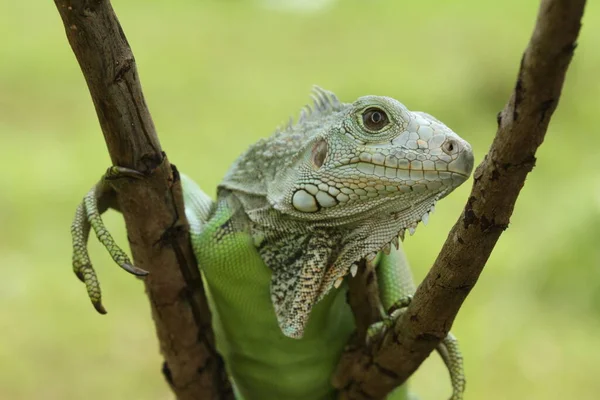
(70, 167, 149, 313)
(371, 245, 466, 400)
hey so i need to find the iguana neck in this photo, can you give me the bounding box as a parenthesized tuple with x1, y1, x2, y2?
(224, 187, 437, 338)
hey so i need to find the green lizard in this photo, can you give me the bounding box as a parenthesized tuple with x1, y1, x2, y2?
(71, 87, 473, 400)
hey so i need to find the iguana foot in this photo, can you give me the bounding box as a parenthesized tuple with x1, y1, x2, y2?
(366, 295, 465, 400)
(366, 295, 413, 344)
(71, 166, 148, 314)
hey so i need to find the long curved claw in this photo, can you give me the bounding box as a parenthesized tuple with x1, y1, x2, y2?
(70, 166, 149, 314)
(81, 264, 106, 314)
(104, 166, 145, 181)
(437, 333, 466, 400)
(84, 186, 149, 277)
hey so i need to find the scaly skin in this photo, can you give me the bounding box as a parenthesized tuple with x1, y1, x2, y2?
(70, 88, 473, 399)
(219, 88, 473, 338)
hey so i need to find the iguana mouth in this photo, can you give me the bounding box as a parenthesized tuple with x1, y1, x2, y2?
(290, 150, 471, 215)
(291, 168, 465, 215)
(346, 159, 469, 182)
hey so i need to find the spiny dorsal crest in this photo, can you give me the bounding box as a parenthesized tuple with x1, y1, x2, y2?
(281, 86, 344, 131)
(219, 86, 345, 199)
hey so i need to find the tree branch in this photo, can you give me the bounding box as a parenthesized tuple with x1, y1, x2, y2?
(53, 1, 233, 399)
(334, 0, 586, 398)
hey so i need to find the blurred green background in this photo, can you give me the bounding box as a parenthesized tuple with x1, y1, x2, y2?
(1, 0, 599, 399)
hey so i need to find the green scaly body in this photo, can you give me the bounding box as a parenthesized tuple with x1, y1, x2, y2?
(184, 176, 417, 399)
(71, 87, 472, 399)
(184, 180, 355, 399)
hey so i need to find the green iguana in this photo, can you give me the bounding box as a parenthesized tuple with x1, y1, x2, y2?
(71, 87, 474, 400)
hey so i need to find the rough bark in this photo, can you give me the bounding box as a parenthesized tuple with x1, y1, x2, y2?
(334, 0, 586, 398)
(53, 1, 233, 399)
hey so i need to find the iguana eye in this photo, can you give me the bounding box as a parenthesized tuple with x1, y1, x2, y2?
(361, 107, 390, 132)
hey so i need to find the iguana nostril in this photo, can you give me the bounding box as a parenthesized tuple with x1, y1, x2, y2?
(442, 139, 457, 155)
(311, 139, 328, 168)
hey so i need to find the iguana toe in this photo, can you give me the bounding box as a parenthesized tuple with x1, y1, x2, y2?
(366, 295, 413, 345)
(70, 167, 149, 314)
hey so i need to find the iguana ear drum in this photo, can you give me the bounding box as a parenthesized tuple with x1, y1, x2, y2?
(311, 139, 328, 169)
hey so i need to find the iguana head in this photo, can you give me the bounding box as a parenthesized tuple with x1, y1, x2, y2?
(221, 87, 474, 338)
